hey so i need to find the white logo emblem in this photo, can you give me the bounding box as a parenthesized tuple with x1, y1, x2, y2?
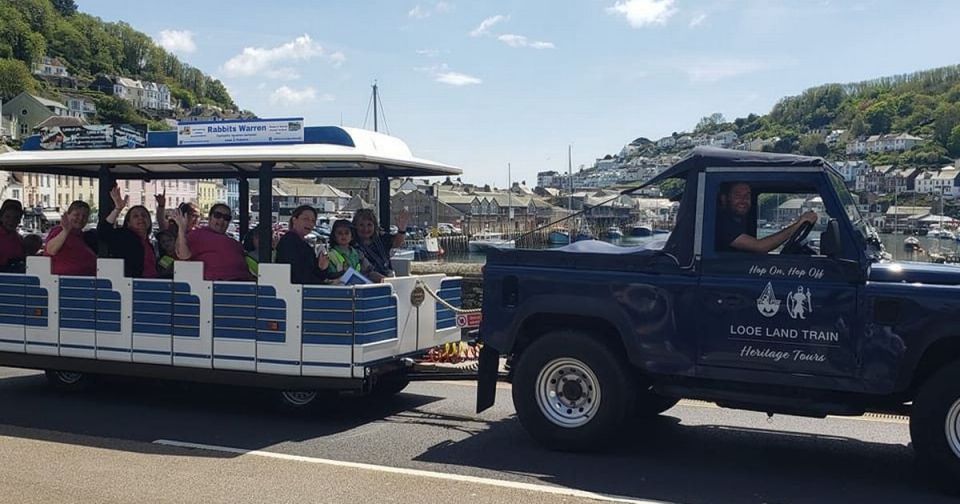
(756, 282, 781, 318)
(786, 286, 813, 320)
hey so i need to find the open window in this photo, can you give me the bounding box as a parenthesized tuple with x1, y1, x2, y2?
(712, 180, 840, 255)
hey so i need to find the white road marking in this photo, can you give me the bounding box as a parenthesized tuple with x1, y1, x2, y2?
(153, 439, 667, 504)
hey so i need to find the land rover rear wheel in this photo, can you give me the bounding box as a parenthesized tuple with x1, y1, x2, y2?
(512, 330, 635, 451)
(44, 369, 91, 392)
(910, 361, 960, 494)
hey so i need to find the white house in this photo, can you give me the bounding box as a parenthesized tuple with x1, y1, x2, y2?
(656, 136, 676, 149)
(32, 57, 69, 78)
(915, 166, 960, 197)
(62, 94, 97, 119)
(710, 131, 738, 147)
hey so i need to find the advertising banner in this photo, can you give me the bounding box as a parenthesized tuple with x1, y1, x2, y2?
(177, 118, 304, 146)
(39, 124, 147, 150)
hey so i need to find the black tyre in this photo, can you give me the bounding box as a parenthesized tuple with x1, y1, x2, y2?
(276, 390, 320, 410)
(910, 361, 960, 494)
(44, 369, 91, 392)
(511, 330, 636, 451)
(634, 384, 680, 418)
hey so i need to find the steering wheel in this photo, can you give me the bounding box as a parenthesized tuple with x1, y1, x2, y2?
(781, 220, 813, 255)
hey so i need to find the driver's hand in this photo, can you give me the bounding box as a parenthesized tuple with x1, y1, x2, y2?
(799, 211, 818, 225)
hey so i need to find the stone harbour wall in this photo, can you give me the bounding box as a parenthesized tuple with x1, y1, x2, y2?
(411, 262, 483, 309)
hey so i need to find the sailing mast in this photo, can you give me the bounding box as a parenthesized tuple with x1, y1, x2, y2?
(373, 82, 379, 132)
(568, 145, 573, 244)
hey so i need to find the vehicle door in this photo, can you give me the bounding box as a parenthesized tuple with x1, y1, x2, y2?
(696, 170, 864, 378)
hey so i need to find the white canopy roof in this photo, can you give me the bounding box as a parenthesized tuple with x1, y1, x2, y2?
(0, 127, 461, 180)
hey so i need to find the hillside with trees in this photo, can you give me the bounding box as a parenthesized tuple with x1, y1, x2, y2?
(0, 0, 241, 129)
(689, 65, 960, 167)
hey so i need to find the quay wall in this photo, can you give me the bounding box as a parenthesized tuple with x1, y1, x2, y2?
(411, 262, 483, 309)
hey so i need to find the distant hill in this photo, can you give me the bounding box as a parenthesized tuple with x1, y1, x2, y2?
(0, 0, 243, 128)
(670, 64, 960, 167)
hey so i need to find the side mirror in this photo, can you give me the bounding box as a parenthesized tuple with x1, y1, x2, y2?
(820, 219, 842, 258)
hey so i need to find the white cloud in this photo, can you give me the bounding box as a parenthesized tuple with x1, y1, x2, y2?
(607, 0, 677, 28)
(470, 15, 508, 37)
(418, 64, 482, 86)
(408, 5, 429, 18)
(409, 2, 454, 19)
(497, 34, 555, 49)
(157, 29, 196, 54)
(416, 48, 441, 57)
(436, 72, 482, 86)
(689, 12, 707, 27)
(269, 86, 335, 105)
(223, 34, 342, 79)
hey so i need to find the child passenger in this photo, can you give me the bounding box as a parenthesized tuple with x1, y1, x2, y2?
(326, 219, 369, 282)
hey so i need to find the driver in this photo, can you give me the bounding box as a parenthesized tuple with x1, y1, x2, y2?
(717, 182, 818, 253)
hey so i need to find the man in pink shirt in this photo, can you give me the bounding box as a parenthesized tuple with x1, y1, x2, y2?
(45, 200, 97, 276)
(173, 203, 251, 281)
(0, 200, 24, 271)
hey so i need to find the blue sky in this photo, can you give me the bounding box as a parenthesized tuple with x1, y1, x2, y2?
(77, 0, 960, 187)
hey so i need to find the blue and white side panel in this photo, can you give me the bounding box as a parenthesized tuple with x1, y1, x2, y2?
(431, 275, 463, 347)
(212, 282, 257, 372)
(172, 261, 210, 368)
(301, 284, 353, 378)
(256, 264, 301, 376)
(132, 278, 174, 365)
(352, 284, 399, 376)
(26, 257, 58, 355)
(0, 273, 26, 353)
(95, 259, 132, 362)
(58, 276, 99, 359)
(383, 277, 419, 357)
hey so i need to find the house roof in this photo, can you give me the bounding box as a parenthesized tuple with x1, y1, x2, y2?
(34, 116, 87, 129)
(32, 95, 67, 110)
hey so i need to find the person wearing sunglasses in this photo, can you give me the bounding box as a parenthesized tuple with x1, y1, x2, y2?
(172, 203, 251, 281)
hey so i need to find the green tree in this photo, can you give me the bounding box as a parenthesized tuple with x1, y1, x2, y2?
(863, 100, 895, 134)
(51, 0, 77, 16)
(799, 133, 829, 157)
(94, 95, 144, 124)
(0, 57, 37, 99)
(948, 125, 960, 158)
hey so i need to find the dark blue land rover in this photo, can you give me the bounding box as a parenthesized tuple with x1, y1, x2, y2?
(476, 148, 960, 491)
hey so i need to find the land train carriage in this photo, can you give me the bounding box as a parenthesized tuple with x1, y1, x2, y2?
(0, 124, 464, 406)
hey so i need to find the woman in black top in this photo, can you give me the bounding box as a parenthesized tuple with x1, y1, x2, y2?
(97, 185, 163, 278)
(276, 205, 329, 284)
(352, 208, 407, 282)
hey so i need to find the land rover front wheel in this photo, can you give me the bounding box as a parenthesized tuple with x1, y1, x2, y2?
(512, 330, 635, 451)
(910, 361, 960, 493)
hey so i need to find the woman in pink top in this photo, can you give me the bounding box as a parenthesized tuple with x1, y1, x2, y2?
(45, 200, 97, 276)
(172, 203, 251, 281)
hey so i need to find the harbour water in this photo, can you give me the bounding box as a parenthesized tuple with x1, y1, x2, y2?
(430, 233, 960, 265)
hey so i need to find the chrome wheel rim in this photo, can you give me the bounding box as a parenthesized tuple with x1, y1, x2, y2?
(55, 371, 84, 384)
(535, 358, 601, 428)
(947, 399, 960, 459)
(281, 391, 317, 407)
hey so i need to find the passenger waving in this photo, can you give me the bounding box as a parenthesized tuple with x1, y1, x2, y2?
(173, 203, 251, 281)
(45, 200, 96, 276)
(98, 185, 158, 278)
(275, 205, 330, 284)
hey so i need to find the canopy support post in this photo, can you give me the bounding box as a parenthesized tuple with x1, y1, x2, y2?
(239, 178, 250, 240)
(97, 165, 115, 256)
(258, 163, 274, 264)
(378, 170, 390, 230)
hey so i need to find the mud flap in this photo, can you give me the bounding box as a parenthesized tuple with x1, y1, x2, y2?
(476, 345, 500, 413)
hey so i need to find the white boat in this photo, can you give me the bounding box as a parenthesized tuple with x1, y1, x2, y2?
(469, 231, 516, 252)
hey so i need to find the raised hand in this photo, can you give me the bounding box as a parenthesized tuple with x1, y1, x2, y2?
(110, 185, 128, 210)
(317, 253, 329, 270)
(60, 213, 74, 232)
(171, 208, 189, 231)
(396, 209, 411, 232)
(155, 191, 166, 208)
